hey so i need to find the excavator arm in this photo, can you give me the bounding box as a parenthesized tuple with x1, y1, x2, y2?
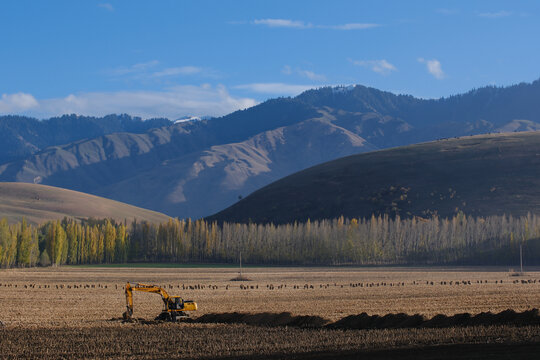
(125, 282, 134, 318)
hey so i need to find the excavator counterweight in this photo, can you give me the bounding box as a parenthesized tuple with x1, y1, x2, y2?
(123, 282, 197, 322)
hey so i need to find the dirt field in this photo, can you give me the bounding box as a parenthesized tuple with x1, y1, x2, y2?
(1, 266, 540, 359)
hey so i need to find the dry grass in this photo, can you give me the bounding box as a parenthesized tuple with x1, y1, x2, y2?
(0, 182, 170, 225)
(0, 266, 539, 358)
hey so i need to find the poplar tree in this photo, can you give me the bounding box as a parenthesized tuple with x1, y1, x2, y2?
(0, 218, 17, 268)
(66, 220, 79, 264)
(104, 220, 116, 263)
(53, 220, 67, 265)
(16, 218, 38, 267)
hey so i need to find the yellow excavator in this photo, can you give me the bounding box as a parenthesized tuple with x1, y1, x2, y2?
(123, 282, 197, 322)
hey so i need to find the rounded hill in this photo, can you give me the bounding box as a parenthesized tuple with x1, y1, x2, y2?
(0, 182, 171, 225)
(208, 132, 540, 224)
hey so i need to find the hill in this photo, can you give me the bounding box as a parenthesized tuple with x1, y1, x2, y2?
(2, 79, 540, 219)
(208, 132, 540, 224)
(0, 183, 170, 225)
(0, 114, 171, 165)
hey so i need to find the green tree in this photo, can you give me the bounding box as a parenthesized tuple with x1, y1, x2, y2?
(104, 220, 116, 263)
(16, 218, 39, 267)
(39, 249, 51, 266)
(0, 218, 17, 268)
(115, 223, 127, 263)
(66, 220, 79, 264)
(49, 220, 67, 265)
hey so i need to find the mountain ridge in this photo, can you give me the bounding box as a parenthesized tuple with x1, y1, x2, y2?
(0, 114, 171, 165)
(2, 78, 540, 219)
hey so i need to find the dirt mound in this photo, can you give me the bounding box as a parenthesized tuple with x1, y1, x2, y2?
(230, 275, 251, 281)
(196, 309, 540, 330)
(423, 308, 540, 328)
(328, 309, 540, 330)
(111, 308, 540, 330)
(195, 312, 329, 328)
(328, 312, 425, 330)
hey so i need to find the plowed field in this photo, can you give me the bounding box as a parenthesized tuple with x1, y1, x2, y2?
(1, 266, 539, 359)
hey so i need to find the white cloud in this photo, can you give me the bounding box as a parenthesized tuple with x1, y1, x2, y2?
(351, 59, 397, 75)
(251, 19, 379, 30)
(478, 11, 512, 18)
(0, 93, 39, 113)
(418, 58, 445, 79)
(152, 66, 203, 77)
(252, 19, 310, 28)
(98, 3, 114, 12)
(298, 70, 326, 81)
(234, 83, 316, 96)
(0, 86, 257, 119)
(282, 65, 326, 81)
(107, 62, 218, 80)
(281, 65, 292, 75)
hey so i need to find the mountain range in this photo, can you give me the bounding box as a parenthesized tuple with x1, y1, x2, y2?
(1, 79, 540, 219)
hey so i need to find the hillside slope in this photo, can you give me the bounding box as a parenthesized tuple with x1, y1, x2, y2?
(0, 114, 171, 164)
(0, 107, 380, 218)
(95, 116, 376, 217)
(208, 132, 540, 223)
(0, 183, 170, 225)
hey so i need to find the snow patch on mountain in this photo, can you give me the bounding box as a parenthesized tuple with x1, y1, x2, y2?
(174, 116, 201, 123)
(332, 85, 355, 94)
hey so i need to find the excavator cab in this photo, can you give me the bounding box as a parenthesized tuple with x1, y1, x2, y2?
(170, 297, 183, 310)
(168, 297, 195, 310)
(162, 296, 197, 321)
(169, 296, 197, 311)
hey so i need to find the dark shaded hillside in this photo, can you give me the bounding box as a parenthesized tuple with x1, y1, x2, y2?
(208, 132, 540, 224)
(205, 97, 319, 143)
(299, 80, 540, 128)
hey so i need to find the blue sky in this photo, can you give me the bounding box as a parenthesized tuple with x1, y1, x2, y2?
(1, 0, 539, 119)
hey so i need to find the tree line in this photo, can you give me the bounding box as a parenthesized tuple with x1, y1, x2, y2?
(1, 213, 539, 268)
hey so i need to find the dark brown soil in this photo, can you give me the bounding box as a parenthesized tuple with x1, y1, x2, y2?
(195, 308, 540, 330)
(196, 312, 329, 328)
(2, 324, 538, 359)
(206, 343, 540, 360)
(329, 308, 540, 329)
